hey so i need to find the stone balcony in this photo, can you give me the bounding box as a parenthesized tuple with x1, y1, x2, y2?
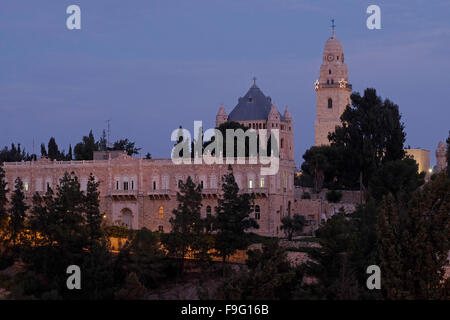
(148, 189, 172, 200)
(201, 188, 220, 199)
(110, 189, 138, 201)
(241, 187, 268, 198)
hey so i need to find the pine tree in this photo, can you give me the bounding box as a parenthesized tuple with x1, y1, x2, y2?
(377, 173, 450, 299)
(40, 143, 47, 158)
(0, 164, 9, 242)
(213, 166, 259, 266)
(163, 176, 204, 274)
(47, 137, 59, 160)
(66, 144, 73, 161)
(446, 130, 450, 178)
(8, 177, 29, 246)
(84, 173, 102, 244)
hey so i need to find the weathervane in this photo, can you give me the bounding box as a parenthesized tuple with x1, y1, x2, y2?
(331, 19, 336, 36)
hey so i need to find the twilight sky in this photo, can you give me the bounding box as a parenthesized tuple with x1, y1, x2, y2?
(1, 0, 449, 167)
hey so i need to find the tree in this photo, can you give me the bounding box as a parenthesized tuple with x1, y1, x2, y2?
(0, 143, 34, 162)
(329, 88, 406, 189)
(377, 173, 450, 299)
(74, 130, 98, 160)
(446, 130, 450, 178)
(84, 173, 102, 244)
(115, 272, 148, 300)
(216, 240, 300, 299)
(47, 137, 60, 160)
(117, 228, 173, 289)
(145, 153, 152, 159)
(66, 145, 73, 161)
(213, 166, 259, 267)
(300, 145, 342, 190)
(163, 176, 204, 274)
(98, 130, 108, 151)
(369, 158, 425, 202)
(40, 143, 47, 158)
(112, 139, 141, 156)
(0, 164, 9, 243)
(280, 214, 306, 241)
(8, 177, 29, 247)
(305, 209, 360, 300)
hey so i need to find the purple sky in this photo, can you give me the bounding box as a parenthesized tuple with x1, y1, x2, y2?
(1, 0, 449, 166)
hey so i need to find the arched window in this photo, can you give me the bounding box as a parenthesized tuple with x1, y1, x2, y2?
(328, 69, 331, 74)
(158, 206, 164, 220)
(281, 138, 284, 149)
(153, 181, 156, 190)
(255, 205, 261, 220)
(328, 98, 333, 109)
(178, 180, 182, 188)
(206, 206, 212, 217)
(121, 209, 133, 229)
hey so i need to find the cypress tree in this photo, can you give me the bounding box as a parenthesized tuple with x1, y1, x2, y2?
(8, 177, 29, 246)
(84, 173, 102, 244)
(163, 176, 203, 274)
(0, 164, 9, 241)
(213, 166, 258, 266)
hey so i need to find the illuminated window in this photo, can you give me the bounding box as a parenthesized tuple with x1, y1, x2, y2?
(158, 206, 164, 220)
(260, 178, 265, 188)
(24, 182, 29, 192)
(248, 179, 253, 189)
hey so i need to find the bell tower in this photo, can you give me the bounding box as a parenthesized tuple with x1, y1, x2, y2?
(314, 20, 352, 146)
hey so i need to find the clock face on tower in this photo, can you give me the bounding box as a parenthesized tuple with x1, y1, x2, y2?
(327, 54, 334, 62)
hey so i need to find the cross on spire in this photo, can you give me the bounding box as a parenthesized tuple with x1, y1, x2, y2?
(331, 19, 336, 36)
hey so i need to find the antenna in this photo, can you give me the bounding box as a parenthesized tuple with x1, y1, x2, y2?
(106, 119, 111, 149)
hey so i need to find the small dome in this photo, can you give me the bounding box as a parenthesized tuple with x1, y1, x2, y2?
(324, 35, 343, 53)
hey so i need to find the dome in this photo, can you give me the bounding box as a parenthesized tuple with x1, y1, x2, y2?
(324, 35, 343, 53)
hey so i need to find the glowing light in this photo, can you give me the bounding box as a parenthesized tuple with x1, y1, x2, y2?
(314, 80, 319, 91)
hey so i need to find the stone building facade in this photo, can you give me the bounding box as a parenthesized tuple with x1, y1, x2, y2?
(2, 30, 363, 238)
(3, 80, 297, 238)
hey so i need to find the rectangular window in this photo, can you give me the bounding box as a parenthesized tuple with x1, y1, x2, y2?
(116, 181, 119, 190)
(248, 179, 253, 189)
(153, 181, 156, 190)
(260, 178, 264, 188)
(123, 182, 129, 191)
(131, 180, 134, 190)
(24, 182, 29, 192)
